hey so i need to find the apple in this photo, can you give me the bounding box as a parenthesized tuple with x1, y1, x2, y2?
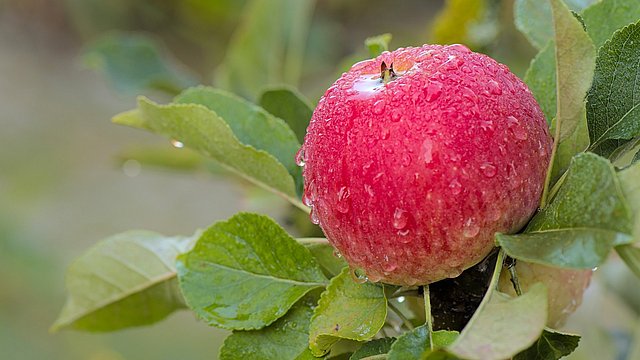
(299, 44, 552, 285)
(499, 261, 592, 328)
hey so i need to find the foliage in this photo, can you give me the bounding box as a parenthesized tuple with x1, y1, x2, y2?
(53, 0, 640, 358)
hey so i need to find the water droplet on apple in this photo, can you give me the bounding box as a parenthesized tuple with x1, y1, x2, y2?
(463, 218, 480, 238)
(487, 80, 502, 95)
(381, 127, 390, 140)
(393, 208, 409, 230)
(425, 81, 443, 102)
(364, 183, 374, 197)
(295, 147, 305, 167)
(422, 139, 433, 164)
(336, 186, 350, 213)
(352, 268, 368, 283)
(310, 207, 320, 224)
(449, 179, 462, 195)
(382, 256, 398, 272)
(480, 162, 497, 178)
(372, 99, 386, 114)
(507, 116, 528, 140)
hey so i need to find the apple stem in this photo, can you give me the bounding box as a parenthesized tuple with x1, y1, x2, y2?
(380, 61, 397, 84)
(423, 284, 433, 348)
(505, 257, 523, 296)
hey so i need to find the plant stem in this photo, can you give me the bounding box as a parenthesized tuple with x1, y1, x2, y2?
(296, 237, 329, 245)
(507, 260, 523, 296)
(423, 285, 433, 348)
(388, 301, 414, 331)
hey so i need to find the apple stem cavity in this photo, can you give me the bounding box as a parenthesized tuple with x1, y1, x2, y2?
(380, 61, 397, 84)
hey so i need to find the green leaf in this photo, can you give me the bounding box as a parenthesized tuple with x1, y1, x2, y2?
(635, 148, 640, 164)
(51, 231, 195, 332)
(618, 161, 640, 238)
(364, 33, 392, 58)
(219, 292, 320, 360)
(177, 213, 327, 330)
(587, 21, 640, 156)
(117, 145, 207, 172)
(309, 268, 387, 357)
(582, 0, 640, 48)
(524, 43, 556, 124)
(447, 284, 548, 360)
(429, 0, 487, 48)
(112, 97, 304, 209)
(497, 229, 632, 269)
(259, 85, 314, 144)
(387, 326, 458, 360)
(302, 240, 348, 278)
(174, 86, 303, 195)
(551, 112, 590, 182)
(83, 32, 196, 95)
(514, 328, 580, 360)
(550, 0, 596, 143)
(214, 0, 315, 100)
(350, 337, 396, 360)
(514, 0, 553, 50)
(498, 153, 634, 268)
(514, 0, 599, 49)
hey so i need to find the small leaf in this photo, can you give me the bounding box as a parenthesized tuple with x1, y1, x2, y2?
(303, 240, 348, 278)
(52, 231, 195, 332)
(83, 32, 196, 95)
(214, 0, 315, 99)
(447, 284, 548, 360)
(524, 43, 556, 124)
(499, 153, 634, 268)
(175, 86, 303, 195)
(177, 213, 327, 330)
(364, 33, 392, 58)
(582, 0, 640, 48)
(219, 292, 320, 360)
(350, 337, 396, 360)
(587, 21, 640, 156)
(309, 268, 387, 357)
(550, 0, 596, 143)
(259, 85, 314, 144)
(112, 97, 303, 208)
(514, 328, 580, 360)
(387, 325, 458, 360)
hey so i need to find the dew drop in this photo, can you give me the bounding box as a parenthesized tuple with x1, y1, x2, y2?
(425, 81, 443, 102)
(333, 249, 342, 258)
(479, 120, 494, 132)
(397, 296, 406, 303)
(480, 162, 497, 178)
(381, 127, 390, 140)
(372, 99, 386, 115)
(382, 257, 398, 273)
(171, 139, 184, 148)
(336, 186, 350, 213)
(295, 147, 305, 167)
(391, 110, 401, 122)
(507, 116, 528, 140)
(449, 179, 462, 195)
(463, 218, 480, 238)
(488, 208, 502, 221)
(393, 208, 409, 230)
(302, 180, 316, 207)
(401, 153, 412, 167)
(364, 183, 374, 197)
(422, 139, 434, 164)
(487, 80, 502, 95)
(310, 207, 320, 224)
(352, 268, 368, 284)
(397, 229, 411, 239)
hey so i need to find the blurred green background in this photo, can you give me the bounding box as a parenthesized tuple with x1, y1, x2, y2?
(0, 0, 638, 359)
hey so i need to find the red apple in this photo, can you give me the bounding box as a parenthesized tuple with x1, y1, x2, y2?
(299, 44, 552, 285)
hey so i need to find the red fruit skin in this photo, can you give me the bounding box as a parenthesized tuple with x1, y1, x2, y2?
(301, 45, 552, 285)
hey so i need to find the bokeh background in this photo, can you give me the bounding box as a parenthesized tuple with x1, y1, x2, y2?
(0, 0, 638, 359)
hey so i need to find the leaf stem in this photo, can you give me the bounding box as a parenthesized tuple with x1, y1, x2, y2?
(506, 257, 523, 296)
(423, 285, 433, 348)
(297, 237, 329, 245)
(388, 301, 414, 331)
(540, 130, 560, 209)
